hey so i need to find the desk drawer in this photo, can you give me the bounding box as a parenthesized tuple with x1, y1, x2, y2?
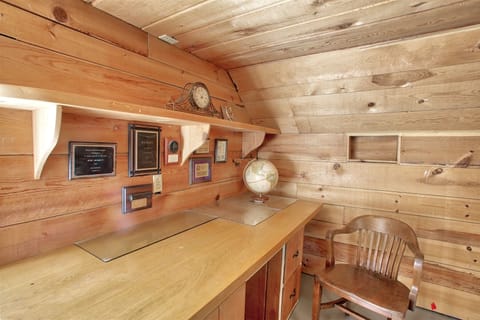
(284, 229, 303, 281)
(281, 267, 302, 320)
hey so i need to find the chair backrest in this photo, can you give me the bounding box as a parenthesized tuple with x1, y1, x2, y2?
(333, 215, 421, 280)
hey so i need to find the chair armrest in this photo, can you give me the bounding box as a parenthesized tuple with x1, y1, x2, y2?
(325, 227, 354, 268)
(408, 250, 424, 311)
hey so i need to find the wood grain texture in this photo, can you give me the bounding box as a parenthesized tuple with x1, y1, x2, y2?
(262, 129, 480, 319)
(0, 109, 246, 264)
(302, 237, 480, 295)
(268, 108, 480, 133)
(400, 136, 480, 166)
(0, 179, 246, 265)
(245, 264, 267, 320)
(90, 0, 207, 28)
(218, 283, 246, 320)
(0, 2, 240, 104)
(230, 26, 480, 91)
(4, 0, 148, 55)
(175, 0, 389, 54)
(0, 33, 275, 133)
(80, 0, 480, 69)
(265, 250, 283, 320)
(0, 108, 32, 155)
(348, 135, 398, 162)
(269, 158, 480, 198)
(244, 80, 480, 119)
(414, 279, 479, 320)
(239, 62, 480, 102)
(3, 1, 480, 318)
(303, 249, 479, 320)
(147, 35, 233, 88)
(295, 184, 480, 224)
(210, 0, 480, 68)
(0, 199, 321, 319)
(259, 134, 346, 162)
(144, 0, 282, 40)
(0, 36, 177, 107)
(203, 309, 219, 320)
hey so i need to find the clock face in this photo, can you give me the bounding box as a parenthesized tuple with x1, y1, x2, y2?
(191, 84, 211, 109)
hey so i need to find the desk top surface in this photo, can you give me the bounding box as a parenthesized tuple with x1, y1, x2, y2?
(0, 195, 321, 320)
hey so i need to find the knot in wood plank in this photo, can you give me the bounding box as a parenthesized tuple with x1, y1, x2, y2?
(52, 6, 68, 23)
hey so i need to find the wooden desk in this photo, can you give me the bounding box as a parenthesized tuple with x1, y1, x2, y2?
(0, 197, 321, 320)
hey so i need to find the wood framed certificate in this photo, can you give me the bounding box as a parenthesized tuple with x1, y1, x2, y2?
(128, 124, 161, 176)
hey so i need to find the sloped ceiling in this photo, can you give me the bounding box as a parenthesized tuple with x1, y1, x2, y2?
(83, 0, 480, 134)
(84, 0, 480, 69)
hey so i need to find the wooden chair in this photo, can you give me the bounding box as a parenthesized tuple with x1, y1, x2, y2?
(312, 215, 424, 320)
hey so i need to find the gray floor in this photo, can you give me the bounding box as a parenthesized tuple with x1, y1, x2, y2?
(289, 274, 459, 320)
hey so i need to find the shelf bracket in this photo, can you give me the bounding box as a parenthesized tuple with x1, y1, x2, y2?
(33, 105, 62, 179)
(242, 131, 266, 158)
(180, 124, 211, 165)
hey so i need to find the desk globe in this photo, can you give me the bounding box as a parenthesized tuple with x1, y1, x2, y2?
(243, 159, 279, 203)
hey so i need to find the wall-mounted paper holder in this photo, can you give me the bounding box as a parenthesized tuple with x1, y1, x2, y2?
(122, 184, 153, 214)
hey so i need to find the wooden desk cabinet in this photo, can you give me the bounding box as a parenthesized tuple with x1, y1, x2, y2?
(246, 227, 305, 320)
(281, 229, 304, 319)
(0, 197, 320, 320)
(204, 284, 246, 320)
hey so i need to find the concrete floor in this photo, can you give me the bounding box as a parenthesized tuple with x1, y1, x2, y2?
(289, 274, 459, 320)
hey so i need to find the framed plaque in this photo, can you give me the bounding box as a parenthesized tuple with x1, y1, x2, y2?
(194, 138, 210, 154)
(69, 142, 116, 180)
(189, 157, 212, 184)
(214, 139, 228, 163)
(128, 124, 161, 176)
(165, 138, 180, 165)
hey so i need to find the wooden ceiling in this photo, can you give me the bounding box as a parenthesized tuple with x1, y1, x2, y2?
(84, 0, 480, 69)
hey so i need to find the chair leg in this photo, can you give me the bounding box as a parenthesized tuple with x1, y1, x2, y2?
(312, 275, 322, 320)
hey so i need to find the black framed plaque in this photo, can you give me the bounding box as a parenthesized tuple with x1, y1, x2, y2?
(69, 142, 116, 180)
(128, 124, 161, 176)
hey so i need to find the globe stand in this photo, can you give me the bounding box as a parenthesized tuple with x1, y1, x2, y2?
(251, 193, 269, 203)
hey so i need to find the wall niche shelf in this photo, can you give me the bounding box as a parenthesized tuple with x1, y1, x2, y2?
(348, 135, 399, 163)
(0, 86, 279, 179)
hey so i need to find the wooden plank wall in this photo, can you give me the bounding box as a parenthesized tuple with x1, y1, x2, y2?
(0, 108, 245, 265)
(230, 27, 480, 319)
(0, 1, 245, 112)
(0, 2, 247, 265)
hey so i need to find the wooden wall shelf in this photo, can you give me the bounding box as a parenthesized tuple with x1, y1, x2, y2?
(348, 135, 399, 163)
(0, 85, 279, 178)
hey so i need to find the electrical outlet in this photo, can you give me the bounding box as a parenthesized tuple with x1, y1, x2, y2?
(153, 174, 163, 194)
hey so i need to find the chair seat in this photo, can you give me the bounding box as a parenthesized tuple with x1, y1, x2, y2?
(317, 264, 410, 319)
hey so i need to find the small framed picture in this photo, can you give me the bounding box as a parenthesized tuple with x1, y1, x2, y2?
(128, 124, 161, 177)
(214, 139, 228, 163)
(69, 142, 116, 180)
(194, 139, 210, 154)
(189, 157, 212, 184)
